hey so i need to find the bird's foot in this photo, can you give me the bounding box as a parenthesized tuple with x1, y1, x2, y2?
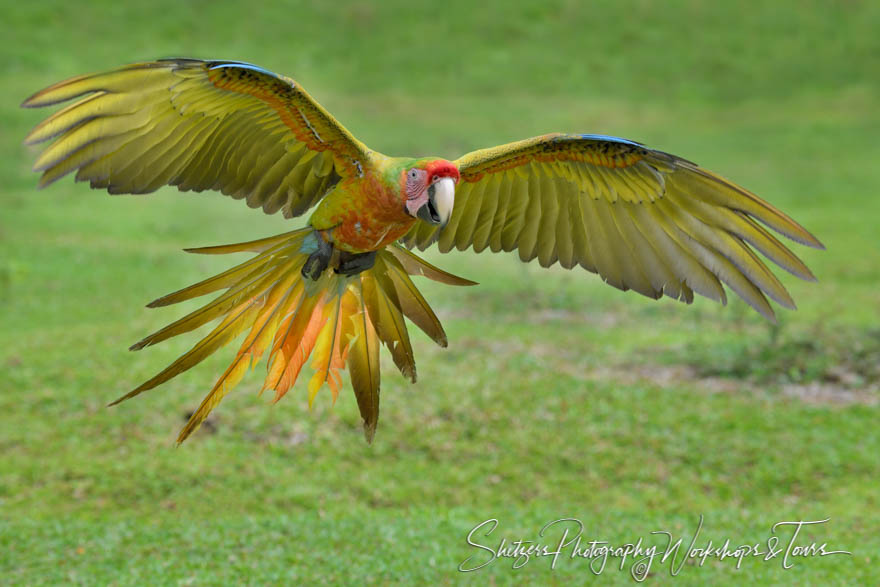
(301, 234, 332, 280)
(335, 251, 377, 276)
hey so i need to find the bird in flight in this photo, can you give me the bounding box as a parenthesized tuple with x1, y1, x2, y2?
(22, 59, 823, 442)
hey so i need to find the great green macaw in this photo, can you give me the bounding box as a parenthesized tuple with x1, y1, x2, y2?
(23, 59, 823, 442)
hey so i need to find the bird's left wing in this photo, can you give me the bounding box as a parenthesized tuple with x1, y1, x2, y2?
(402, 133, 824, 321)
(22, 59, 371, 218)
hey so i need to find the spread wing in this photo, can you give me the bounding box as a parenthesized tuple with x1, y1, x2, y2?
(403, 133, 824, 321)
(22, 59, 371, 218)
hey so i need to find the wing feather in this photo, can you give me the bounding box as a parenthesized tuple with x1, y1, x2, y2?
(554, 181, 576, 269)
(487, 172, 514, 253)
(470, 172, 502, 253)
(23, 59, 373, 216)
(404, 133, 821, 319)
(581, 195, 626, 289)
(536, 174, 560, 267)
(568, 189, 597, 274)
(452, 181, 484, 251)
(516, 172, 544, 262)
(499, 172, 531, 252)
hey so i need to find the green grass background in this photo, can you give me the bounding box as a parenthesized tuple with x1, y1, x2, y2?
(2, 0, 878, 583)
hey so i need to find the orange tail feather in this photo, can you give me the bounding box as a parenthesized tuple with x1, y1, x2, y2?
(115, 228, 476, 442)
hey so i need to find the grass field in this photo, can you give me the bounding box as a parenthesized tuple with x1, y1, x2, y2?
(2, 0, 879, 583)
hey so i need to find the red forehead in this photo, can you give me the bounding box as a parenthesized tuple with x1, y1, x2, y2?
(425, 160, 460, 181)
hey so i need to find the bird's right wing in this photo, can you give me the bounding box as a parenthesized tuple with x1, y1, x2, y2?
(22, 58, 372, 218)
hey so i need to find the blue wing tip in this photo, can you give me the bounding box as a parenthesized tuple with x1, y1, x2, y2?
(206, 60, 280, 79)
(578, 134, 644, 147)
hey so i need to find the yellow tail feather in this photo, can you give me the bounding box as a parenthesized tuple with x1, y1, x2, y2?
(111, 228, 476, 443)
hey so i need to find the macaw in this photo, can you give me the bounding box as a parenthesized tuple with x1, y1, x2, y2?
(22, 59, 823, 443)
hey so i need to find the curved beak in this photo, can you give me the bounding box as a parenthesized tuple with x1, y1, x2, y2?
(416, 177, 455, 227)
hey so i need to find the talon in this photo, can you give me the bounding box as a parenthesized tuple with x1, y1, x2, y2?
(335, 251, 377, 276)
(301, 232, 332, 280)
(301, 253, 326, 280)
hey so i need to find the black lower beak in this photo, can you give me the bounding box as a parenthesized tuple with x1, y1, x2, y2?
(417, 187, 441, 224)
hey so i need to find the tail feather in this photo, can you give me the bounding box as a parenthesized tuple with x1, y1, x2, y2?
(362, 270, 416, 383)
(382, 253, 447, 347)
(115, 228, 475, 442)
(110, 297, 262, 405)
(346, 284, 381, 442)
(308, 293, 346, 406)
(148, 236, 299, 308)
(146, 255, 273, 308)
(265, 282, 321, 400)
(182, 230, 301, 255)
(388, 244, 478, 286)
(175, 271, 301, 442)
(132, 262, 296, 350)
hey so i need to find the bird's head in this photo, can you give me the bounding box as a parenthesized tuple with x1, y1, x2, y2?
(402, 159, 460, 227)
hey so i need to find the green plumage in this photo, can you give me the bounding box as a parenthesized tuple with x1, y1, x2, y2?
(23, 59, 823, 441)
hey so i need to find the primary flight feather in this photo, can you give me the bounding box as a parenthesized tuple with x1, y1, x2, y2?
(22, 58, 824, 442)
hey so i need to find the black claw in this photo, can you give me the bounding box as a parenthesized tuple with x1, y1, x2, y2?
(300, 233, 376, 279)
(301, 234, 332, 280)
(335, 251, 377, 276)
(301, 253, 327, 280)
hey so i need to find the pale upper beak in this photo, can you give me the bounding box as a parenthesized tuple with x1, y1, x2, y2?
(416, 177, 455, 227)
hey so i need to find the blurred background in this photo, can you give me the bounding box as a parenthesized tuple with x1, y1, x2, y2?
(2, 0, 878, 583)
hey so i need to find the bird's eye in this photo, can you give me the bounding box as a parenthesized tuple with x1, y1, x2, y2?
(409, 170, 418, 179)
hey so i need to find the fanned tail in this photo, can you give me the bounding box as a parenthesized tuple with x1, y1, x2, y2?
(111, 229, 476, 443)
